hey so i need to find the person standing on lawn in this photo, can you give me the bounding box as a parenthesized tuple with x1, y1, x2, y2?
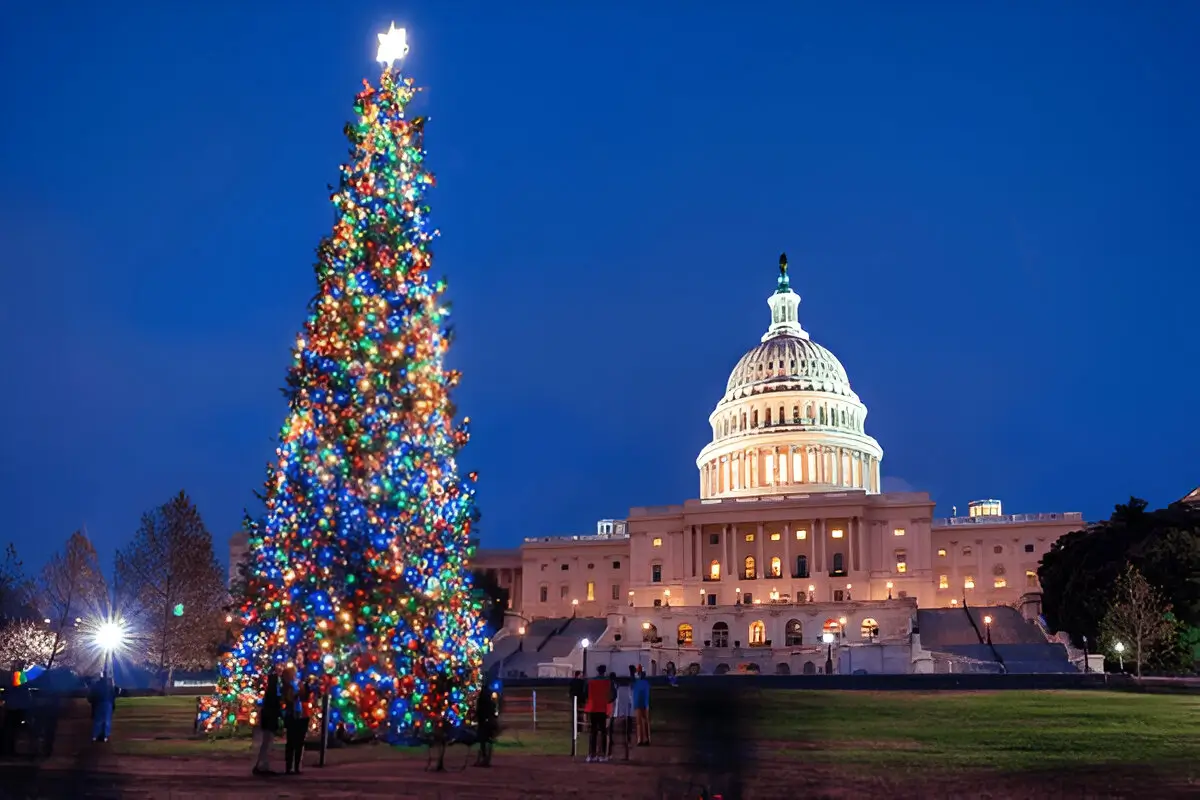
(608, 668, 634, 760)
(88, 674, 118, 743)
(632, 666, 651, 746)
(253, 666, 282, 776)
(282, 668, 311, 775)
(584, 664, 613, 762)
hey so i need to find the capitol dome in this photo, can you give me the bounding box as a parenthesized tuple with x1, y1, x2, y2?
(696, 254, 883, 500)
(724, 335, 857, 402)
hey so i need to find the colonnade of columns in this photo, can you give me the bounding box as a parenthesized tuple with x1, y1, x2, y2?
(700, 445, 880, 498)
(677, 516, 871, 591)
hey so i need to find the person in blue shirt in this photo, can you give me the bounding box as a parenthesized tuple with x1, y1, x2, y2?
(631, 666, 651, 746)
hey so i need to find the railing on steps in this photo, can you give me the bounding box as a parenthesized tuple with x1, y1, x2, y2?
(961, 599, 1007, 673)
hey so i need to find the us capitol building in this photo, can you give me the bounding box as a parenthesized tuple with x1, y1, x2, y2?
(472, 255, 1084, 676)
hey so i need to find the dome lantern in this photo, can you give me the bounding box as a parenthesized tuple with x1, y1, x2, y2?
(763, 252, 808, 343)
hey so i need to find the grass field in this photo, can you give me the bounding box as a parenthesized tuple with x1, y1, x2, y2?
(5, 687, 1199, 798)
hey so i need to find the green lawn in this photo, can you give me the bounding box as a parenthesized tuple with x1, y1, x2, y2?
(106, 688, 1200, 775)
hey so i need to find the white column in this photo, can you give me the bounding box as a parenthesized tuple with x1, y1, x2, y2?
(756, 522, 765, 579)
(782, 522, 791, 578)
(814, 519, 825, 574)
(683, 524, 693, 581)
(723, 524, 732, 583)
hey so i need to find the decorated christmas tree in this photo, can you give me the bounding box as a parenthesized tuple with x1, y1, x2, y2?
(205, 25, 486, 741)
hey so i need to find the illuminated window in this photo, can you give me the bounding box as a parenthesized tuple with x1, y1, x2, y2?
(712, 621, 729, 647)
(1026, 570, 1038, 588)
(652, 537, 662, 547)
(749, 620, 766, 645)
(993, 578, 1007, 589)
(744, 556, 756, 579)
(893, 528, 906, 537)
(770, 556, 781, 577)
(652, 564, 662, 583)
(796, 529, 807, 540)
(745, 533, 755, 542)
(895, 550, 907, 573)
(770, 532, 781, 541)
(938, 575, 949, 589)
(677, 623, 693, 645)
(586, 581, 595, 602)
(831, 528, 844, 539)
(937, 548, 946, 557)
(611, 584, 620, 600)
(785, 619, 803, 646)
(710, 560, 721, 580)
(860, 618, 879, 640)
(964, 576, 975, 590)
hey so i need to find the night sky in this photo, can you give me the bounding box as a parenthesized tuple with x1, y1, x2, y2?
(2, 2, 1197, 572)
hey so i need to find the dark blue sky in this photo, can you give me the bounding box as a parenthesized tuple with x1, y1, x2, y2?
(2, 2, 1197, 572)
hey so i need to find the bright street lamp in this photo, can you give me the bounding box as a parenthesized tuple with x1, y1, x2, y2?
(822, 632, 836, 675)
(580, 637, 591, 676)
(1114, 641, 1125, 671)
(91, 619, 129, 676)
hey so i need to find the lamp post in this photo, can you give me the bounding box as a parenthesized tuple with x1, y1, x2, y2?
(1114, 641, 1125, 672)
(822, 632, 835, 675)
(571, 598, 579, 617)
(517, 625, 526, 653)
(580, 638, 591, 676)
(886, 581, 893, 600)
(983, 615, 993, 646)
(845, 583, 852, 601)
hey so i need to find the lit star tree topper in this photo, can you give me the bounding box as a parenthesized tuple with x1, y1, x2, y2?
(203, 25, 487, 743)
(376, 22, 409, 67)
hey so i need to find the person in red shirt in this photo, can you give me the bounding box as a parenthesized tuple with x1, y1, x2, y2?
(583, 665, 614, 762)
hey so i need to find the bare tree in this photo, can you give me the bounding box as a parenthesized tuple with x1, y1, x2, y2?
(40, 530, 109, 670)
(0, 618, 65, 670)
(115, 491, 227, 692)
(0, 542, 32, 622)
(1100, 563, 1176, 677)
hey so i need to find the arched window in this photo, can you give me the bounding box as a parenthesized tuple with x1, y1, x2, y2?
(805, 403, 814, 419)
(749, 620, 766, 645)
(752, 409, 759, 427)
(795, 555, 808, 578)
(802, 660, 816, 675)
(723, 419, 729, 436)
(539, 585, 548, 602)
(765, 407, 772, 425)
(832, 552, 845, 574)
(744, 555, 756, 579)
(841, 409, 847, 426)
(819, 407, 827, 424)
(861, 618, 879, 640)
(712, 621, 729, 647)
(778, 405, 784, 424)
(642, 622, 658, 642)
(785, 619, 803, 646)
(709, 560, 721, 580)
(741, 412, 747, 430)
(822, 618, 841, 636)
(677, 623, 693, 645)
(770, 556, 782, 577)
(792, 405, 800, 422)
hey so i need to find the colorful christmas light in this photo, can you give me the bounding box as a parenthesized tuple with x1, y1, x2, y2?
(202, 27, 486, 742)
